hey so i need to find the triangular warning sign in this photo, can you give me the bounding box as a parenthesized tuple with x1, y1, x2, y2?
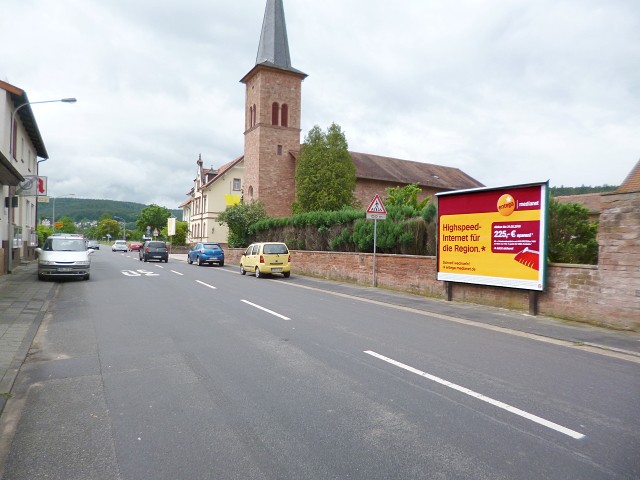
(366, 194, 387, 214)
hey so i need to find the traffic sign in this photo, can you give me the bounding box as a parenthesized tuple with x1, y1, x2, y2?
(366, 194, 387, 220)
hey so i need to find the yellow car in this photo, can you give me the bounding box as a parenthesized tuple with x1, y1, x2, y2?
(240, 242, 291, 278)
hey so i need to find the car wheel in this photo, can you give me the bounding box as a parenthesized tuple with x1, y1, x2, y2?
(240, 264, 246, 275)
(283, 272, 290, 278)
(84, 273, 90, 280)
(165, 258, 168, 263)
(187, 256, 193, 264)
(255, 267, 262, 278)
(143, 255, 148, 262)
(219, 261, 224, 267)
(197, 256, 204, 266)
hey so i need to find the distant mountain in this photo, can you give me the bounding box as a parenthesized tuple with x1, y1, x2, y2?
(37, 198, 182, 224)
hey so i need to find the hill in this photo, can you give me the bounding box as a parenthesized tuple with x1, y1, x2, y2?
(37, 198, 182, 224)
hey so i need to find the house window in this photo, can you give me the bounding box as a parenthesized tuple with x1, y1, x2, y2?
(233, 178, 241, 191)
(281, 104, 288, 127)
(272, 102, 279, 125)
(248, 185, 254, 199)
(277, 145, 283, 156)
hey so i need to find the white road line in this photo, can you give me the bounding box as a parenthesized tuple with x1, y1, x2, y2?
(154, 264, 164, 268)
(196, 280, 217, 289)
(364, 350, 585, 440)
(171, 270, 184, 276)
(241, 299, 291, 320)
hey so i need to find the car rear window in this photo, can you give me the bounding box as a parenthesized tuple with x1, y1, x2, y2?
(203, 244, 221, 251)
(263, 244, 288, 255)
(148, 242, 166, 248)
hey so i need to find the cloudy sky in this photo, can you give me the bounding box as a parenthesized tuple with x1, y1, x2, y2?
(2, 0, 638, 209)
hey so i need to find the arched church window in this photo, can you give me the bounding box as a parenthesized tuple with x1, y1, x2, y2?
(281, 104, 288, 127)
(272, 102, 279, 125)
(248, 185, 254, 200)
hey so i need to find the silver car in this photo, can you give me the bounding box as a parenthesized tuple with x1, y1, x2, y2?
(36, 235, 94, 280)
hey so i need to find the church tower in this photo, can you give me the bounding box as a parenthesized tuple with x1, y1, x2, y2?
(240, 0, 307, 217)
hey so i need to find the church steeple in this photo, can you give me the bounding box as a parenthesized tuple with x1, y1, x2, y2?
(241, 0, 307, 217)
(253, 0, 306, 76)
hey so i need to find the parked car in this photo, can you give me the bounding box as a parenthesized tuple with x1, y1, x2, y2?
(112, 240, 128, 252)
(139, 241, 169, 263)
(128, 242, 144, 252)
(87, 240, 100, 250)
(188, 242, 225, 266)
(35, 234, 94, 281)
(240, 242, 290, 278)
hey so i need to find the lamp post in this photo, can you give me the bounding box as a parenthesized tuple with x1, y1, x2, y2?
(113, 216, 126, 240)
(6, 97, 76, 273)
(52, 194, 75, 233)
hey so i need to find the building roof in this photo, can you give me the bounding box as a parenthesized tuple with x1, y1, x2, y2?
(202, 156, 244, 189)
(554, 193, 603, 213)
(241, 0, 307, 82)
(614, 159, 640, 194)
(349, 151, 484, 191)
(0, 80, 49, 159)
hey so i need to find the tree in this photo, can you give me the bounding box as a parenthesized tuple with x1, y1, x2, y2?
(294, 123, 356, 213)
(217, 201, 267, 247)
(136, 204, 171, 234)
(548, 200, 598, 264)
(384, 184, 429, 210)
(96, 218, 121, 241)
(56, 216, 76, 233)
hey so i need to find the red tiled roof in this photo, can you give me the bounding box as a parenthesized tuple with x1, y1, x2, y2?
(555, 193, 603, 213)
(349, 151, 484, 190)
(615, 159, 640, 194)
(202, 156, 244, 188)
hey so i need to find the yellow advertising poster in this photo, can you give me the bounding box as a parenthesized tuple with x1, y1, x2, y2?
(436, 183, 548, 291)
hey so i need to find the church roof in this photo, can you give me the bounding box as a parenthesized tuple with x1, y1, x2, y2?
(349, 151, 484, 191)
(250, 0, 307, 78)
(613, 159, 640, 194)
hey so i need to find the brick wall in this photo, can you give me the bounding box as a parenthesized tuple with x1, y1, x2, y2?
(224, 190, 639, 332)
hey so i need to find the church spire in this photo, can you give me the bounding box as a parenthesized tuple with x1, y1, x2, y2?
(254, 0, 306, 76)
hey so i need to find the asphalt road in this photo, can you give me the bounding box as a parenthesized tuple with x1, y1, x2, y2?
(1, 249, 639, 479)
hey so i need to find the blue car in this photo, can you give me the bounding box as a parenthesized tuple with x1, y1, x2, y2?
(187, 242, 225, 266)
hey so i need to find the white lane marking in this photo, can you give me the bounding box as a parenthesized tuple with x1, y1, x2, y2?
(171, 270, 184, 276)
(364, 350, 585, 440)
(154, 264, 164, 269)
(241, 299, 291, 320)
(196, 280, 216, 289)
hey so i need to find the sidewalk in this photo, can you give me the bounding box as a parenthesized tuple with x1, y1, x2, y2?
(0, 261, 55, 416)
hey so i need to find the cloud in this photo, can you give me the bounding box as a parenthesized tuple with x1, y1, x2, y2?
(1, 0, 638, 207)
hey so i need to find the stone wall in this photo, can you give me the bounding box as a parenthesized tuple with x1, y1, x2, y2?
(225, 189, 639, 331)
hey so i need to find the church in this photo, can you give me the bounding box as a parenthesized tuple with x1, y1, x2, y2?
(181, 0, 483, 245)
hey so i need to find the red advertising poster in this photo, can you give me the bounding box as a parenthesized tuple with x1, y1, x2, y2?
(436, 182, 548, 291)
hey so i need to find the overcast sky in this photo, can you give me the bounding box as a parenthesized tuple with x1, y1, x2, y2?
(2, 0, 638, 209)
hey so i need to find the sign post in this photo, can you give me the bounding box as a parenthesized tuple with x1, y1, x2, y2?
(366, 195, 387, 286)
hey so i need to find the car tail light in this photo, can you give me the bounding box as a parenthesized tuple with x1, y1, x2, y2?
(199, 249, 205, 253)
(288, 254, 291, 262)
(145, 247, 150, 252)
(260, 255, 265, 263)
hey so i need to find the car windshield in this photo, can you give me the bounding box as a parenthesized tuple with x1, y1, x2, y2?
(263, 244, 288, 254)
(203, 244, 221, 251)
(45, 238, 87, 252)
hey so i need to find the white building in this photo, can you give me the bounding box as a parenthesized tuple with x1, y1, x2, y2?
(181, 154, 244, 245)
(0, 80, 48, 274)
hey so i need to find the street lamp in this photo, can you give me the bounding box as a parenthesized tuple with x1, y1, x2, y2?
(52, 194, 75, 233)
(10, 98, 77, 158)
(7, 97, 76, 273)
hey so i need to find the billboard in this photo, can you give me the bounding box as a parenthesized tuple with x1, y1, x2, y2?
(436, 182, 549, 291)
